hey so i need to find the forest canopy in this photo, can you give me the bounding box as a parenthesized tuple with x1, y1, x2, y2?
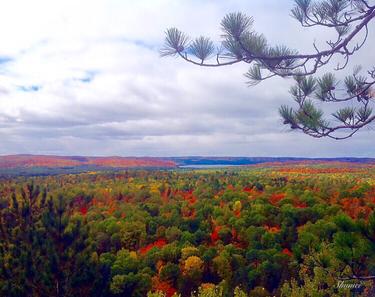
(1, 164, 375, 296)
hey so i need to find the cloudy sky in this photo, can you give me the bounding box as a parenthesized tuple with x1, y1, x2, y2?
(0, 0, 374, 157)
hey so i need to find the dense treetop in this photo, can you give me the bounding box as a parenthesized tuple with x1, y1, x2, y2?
(1, 164, 375, 296)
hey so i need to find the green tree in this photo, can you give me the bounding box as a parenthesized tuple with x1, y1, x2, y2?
(0, 185, 105, 297)
(160, 262, 180, 286)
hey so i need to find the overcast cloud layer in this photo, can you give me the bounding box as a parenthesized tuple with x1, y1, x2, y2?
(0, 0, 374, 157)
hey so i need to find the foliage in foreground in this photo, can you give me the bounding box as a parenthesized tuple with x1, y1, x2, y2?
(1, 165, 375, 296)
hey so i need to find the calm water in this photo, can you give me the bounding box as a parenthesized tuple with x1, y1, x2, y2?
(179, 164, 243, 169)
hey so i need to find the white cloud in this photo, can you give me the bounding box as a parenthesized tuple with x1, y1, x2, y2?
(0, 0, 374, 156)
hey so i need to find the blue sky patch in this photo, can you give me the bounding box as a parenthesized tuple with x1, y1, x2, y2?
(17, 85, 41, 92)
(76, 70, 98, 83)
(0, 56, 13, 64)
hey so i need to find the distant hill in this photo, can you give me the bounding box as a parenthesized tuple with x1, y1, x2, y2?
(0, 155, 374, 176)
(168, 156, 375, 166)
(0, 155, 176, 169)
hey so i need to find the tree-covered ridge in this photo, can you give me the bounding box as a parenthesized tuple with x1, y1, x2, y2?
(1, 165, 375, 296)
(0, 155, 176, 169)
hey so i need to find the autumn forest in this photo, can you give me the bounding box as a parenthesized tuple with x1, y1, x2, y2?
(1, 163, 375, 297)
(2, 0, 375, 296)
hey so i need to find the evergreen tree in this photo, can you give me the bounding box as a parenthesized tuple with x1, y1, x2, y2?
(162, 0, 375, 139)
(0, 184, 106, 297)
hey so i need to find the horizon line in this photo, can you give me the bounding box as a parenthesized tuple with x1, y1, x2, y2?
(1, 154, 375, 159)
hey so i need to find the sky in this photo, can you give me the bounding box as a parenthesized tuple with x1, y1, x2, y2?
(0, 0, 374, 157)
